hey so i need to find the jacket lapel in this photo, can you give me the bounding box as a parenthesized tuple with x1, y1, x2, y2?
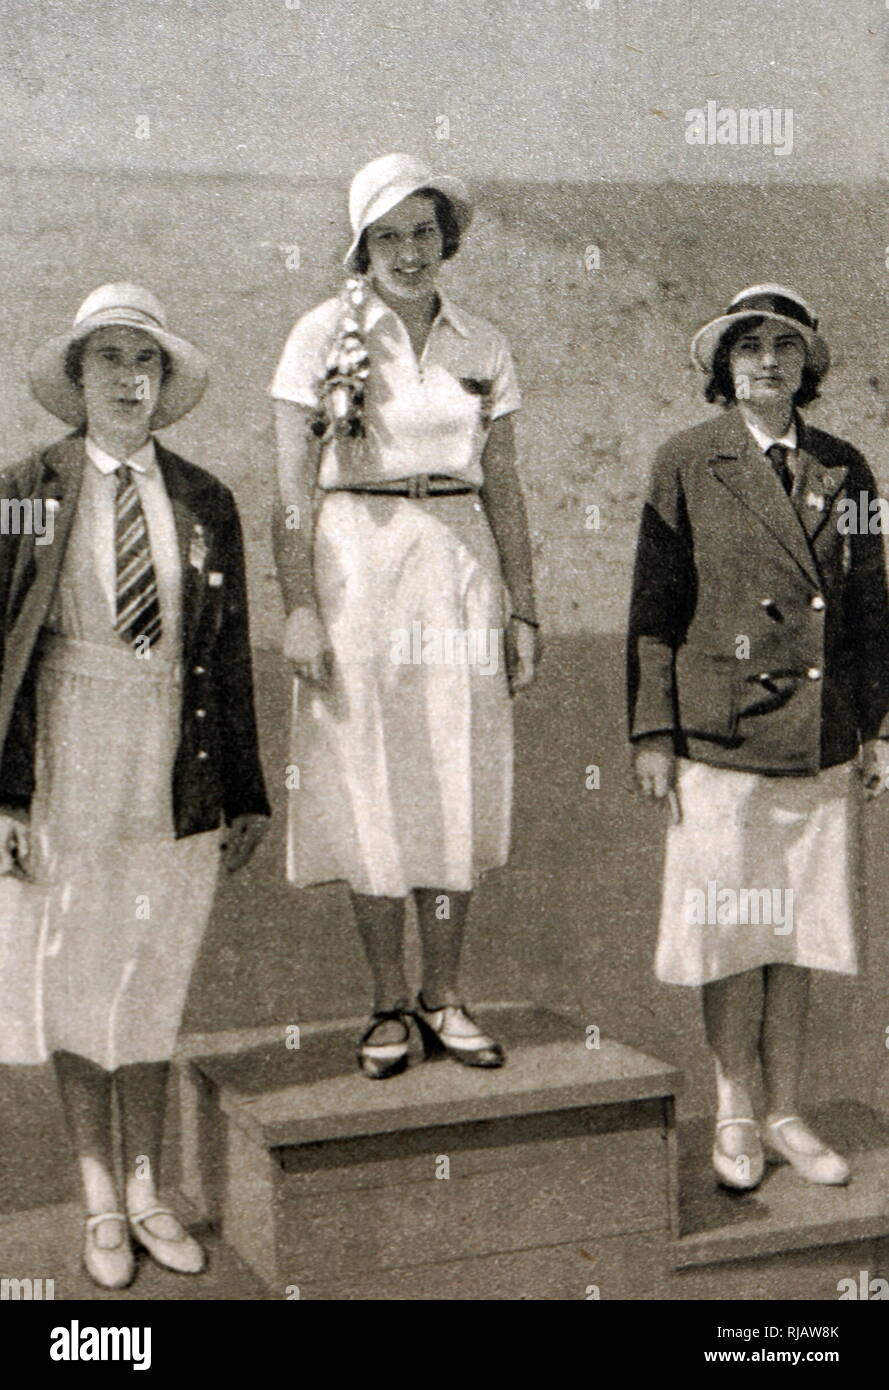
(7, 433, 86, 625)
(707, 410, 821, 587)
(793, 423, 848, 543)
(154, 443, 207, 661)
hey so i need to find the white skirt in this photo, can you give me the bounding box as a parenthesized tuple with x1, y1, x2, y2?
(656, 758, 859, 986)
(287, 491, 513, 897)
(0, 634, 219, 1069)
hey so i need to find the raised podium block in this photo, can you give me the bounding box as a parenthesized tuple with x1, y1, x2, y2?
(176, 1005, 682, 1299)
(675, 1105, 889, 1271)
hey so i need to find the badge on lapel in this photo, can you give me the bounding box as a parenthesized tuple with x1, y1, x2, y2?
(800, 468, 836, 517)
(189, 523, 208, 573)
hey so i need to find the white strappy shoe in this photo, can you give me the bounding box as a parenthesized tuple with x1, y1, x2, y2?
(713, 1117, 765, 1191)
(128, 1206, 206, 1274)
(764, 1115, 850, 1186)
(83, 1212, 135, 1290)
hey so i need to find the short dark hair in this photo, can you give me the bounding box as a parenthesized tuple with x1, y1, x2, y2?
(353, 187, 462, 275)
(705, 315, 822, 408)
(64, 332, 173, 387)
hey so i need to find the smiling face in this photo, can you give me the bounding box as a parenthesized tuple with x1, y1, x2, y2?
(365, 193, 444, 303)
(78, 325, 165, 448)
(728, 319, 806, 409)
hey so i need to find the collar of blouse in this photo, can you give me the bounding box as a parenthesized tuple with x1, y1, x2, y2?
(363, 288, 471, 341)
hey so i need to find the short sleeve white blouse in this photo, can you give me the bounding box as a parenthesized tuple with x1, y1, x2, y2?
(269, 290, 521, 490)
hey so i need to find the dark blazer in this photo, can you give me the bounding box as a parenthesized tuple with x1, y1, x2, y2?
(627, 406, 889, 775)
(0, 433, 270, 835)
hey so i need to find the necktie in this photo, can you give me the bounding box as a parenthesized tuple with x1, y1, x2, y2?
(115, 465, 162, 648)
(767, 443, 793, 496)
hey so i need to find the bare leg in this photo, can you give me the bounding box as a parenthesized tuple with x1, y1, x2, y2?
(702, 969, 764, 1158)
(761, 963, 823, 1151)
(350, 892, 409, 1041)
(759, 964, 848, 1180)
(53, 1049, 121, 1244)
(761, 963, 809, 1115)
(414, 888, 471, 1007)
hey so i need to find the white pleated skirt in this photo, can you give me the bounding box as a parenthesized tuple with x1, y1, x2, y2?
(656, 758, 858, 986)
(286, 490, 513, 897)
(0, 633, 219, 1068)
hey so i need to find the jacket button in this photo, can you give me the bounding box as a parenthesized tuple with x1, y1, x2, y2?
(196, 749, 209, 760)
(195, 708, 207, 719)
(807, 667, 822, 681)
(810, 595, 825, 611)
(193, 665, 206, 675)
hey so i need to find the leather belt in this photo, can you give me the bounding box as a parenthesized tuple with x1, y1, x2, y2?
(325, 474, 477, 499)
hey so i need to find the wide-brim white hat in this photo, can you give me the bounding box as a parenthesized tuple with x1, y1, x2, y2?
(344, 153, 473, 273)
(690, 283, 830, 378)
(28, 282, 209, 428)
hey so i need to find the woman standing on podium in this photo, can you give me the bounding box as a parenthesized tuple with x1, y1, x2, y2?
(0, 284, 270, 1289)
(627, 284, 889, 1192)
(271, 153, 540, 1080)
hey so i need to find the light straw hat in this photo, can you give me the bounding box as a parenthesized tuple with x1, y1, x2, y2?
(344, 153, 473, 273)
(690, 283, 829, 378)
(28, 282, 209, 428)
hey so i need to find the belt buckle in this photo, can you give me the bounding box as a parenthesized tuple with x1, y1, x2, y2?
(413, 474, 430, 499)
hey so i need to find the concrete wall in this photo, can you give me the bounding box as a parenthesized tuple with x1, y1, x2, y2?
(4, 170, 884, 1120)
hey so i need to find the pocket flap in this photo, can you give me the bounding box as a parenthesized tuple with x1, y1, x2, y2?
(674, 647, 738, 741)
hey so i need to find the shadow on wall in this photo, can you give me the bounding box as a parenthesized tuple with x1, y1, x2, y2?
(191, 637, 889, 1122)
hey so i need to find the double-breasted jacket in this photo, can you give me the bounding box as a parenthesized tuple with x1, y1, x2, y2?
(627, 407, 889, 775)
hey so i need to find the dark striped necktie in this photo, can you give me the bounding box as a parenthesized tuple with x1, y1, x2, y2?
(114, 464, 162, 648)
(767, 443, 794, 496)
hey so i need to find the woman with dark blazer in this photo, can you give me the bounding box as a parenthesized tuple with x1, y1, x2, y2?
(627, 284, 889, 1191)
(0, 284, 270, 1288)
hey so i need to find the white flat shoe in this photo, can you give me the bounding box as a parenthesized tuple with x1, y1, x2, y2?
(712, 1117, 765, 1191)
(83, 1212, 135, 1290)
(764, 1115, 851, 1185)
(128, 1206, 206, 1274)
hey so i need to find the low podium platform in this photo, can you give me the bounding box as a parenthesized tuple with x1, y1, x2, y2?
(177, 1005, 682, 1299)
(175, 1009, 889, 1299)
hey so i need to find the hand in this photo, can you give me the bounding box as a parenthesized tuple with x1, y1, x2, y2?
(505, 616, 541, 695)
(220, 814, 269, 874)
(859, 739, 889, 800)
(0, 808, 29, 876)
(633, 735, 681, 823)
(283, 605, 334, 688)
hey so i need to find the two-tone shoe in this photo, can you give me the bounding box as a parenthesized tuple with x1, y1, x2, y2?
(357, 1008, 411, 1080)
(413, 994, 504, 1068)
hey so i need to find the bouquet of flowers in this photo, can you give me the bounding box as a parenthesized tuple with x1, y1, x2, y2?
(311, 278, 371, 441)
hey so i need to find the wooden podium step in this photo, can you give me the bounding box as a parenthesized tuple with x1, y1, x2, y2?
(173, 1011, 889, 1298)
(674, 1105, 889, 1269)
(175, 1005, 682, 1299)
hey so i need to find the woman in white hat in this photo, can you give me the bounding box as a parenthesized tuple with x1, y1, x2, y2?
(0, 284, 270, 1287)
(627, 284, 889, 1191)
(271, 153, 539, 1078)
